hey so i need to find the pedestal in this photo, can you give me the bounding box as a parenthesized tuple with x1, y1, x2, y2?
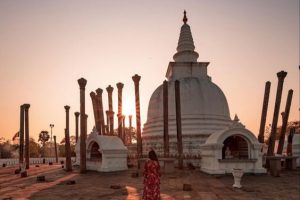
(267, 156, 282, 177)
(232, 168, 243, 188)
(285, 156, 298, 170)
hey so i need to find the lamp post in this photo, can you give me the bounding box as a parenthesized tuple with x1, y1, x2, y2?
(50, 124, 54, 158)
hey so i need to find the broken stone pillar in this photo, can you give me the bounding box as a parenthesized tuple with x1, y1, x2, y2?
(163, 80, 170, 157)
(258, 81, 271, 143)
(106, 85, 114, 134)
(74, 112, 80, 142)
(175, 80, 183, 169)
(24, 104, 30, 169)
(267, 71, 287, 156)
(116, 82, 124, 139)
(105, 110, 110, 134)
(78, 78, 87, 173)
(277, 89, 293, 154)
(132, 74, 142, 157)
(90, 92, 100, 134)
(19, 105, 24, 166)
(64, 105, 72, 172)
(53, 135, 58, 163)
(129, 115, 132, 144)
(96, 88, 105, 135)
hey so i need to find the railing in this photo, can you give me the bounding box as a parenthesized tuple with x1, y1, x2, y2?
(0, 157, 76, 166)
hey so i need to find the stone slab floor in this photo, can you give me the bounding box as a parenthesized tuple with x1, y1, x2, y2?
(0, 164, 299, 200)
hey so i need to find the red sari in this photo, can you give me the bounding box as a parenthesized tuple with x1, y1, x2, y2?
(142, 159, 161, 200)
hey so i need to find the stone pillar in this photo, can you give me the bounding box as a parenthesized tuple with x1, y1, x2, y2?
(78, 78, 87, 173)
(96, 88, 105, 135)
(129, 115, 132, 144)
(277, 89, 293, 154)
(19, 105, 24, 165)
(105, 110, 110, 134)
(258, 81, 271, 143)
(24, 104, 30, 169)
(74, 112, 80, 143)
(175, 80, 183, 169)
(267, 71, 287, 156)
(117, 82, 124, 139)
(53, 135, 58, 163)
(64, 105, 72, 171)
(90, 92, 100, 134)
(132, 74, 142, 157)
(163, 80, 170, 157)
(122, 115, 126, 144)
(106, 85, 114, 134)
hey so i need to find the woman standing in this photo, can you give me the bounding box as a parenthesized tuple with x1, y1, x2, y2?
(142, 150, 161, 200)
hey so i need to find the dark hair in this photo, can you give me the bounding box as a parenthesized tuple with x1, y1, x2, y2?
(148, 150, 158, 161)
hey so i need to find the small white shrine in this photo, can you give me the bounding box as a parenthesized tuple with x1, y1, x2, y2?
(75, 128, 128, 172)
(200, 119, 266, 174)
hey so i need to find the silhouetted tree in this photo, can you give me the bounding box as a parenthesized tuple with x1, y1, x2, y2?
(38, 131, 50, 157)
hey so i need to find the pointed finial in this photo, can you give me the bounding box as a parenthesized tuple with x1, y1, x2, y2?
(183, 10, 187, 24)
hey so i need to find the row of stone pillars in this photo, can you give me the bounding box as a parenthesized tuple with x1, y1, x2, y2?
(19, 104, 30, 169)
(76, 74, 143, 173)
(257, 70, 294, 156)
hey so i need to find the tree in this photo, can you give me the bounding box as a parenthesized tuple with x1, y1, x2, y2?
(29, 138, 41, 157)
(38, 131, 50, 157)
(59, 135, 76, 157)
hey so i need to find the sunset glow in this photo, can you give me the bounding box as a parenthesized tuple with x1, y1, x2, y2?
(0, 0, 298, 143)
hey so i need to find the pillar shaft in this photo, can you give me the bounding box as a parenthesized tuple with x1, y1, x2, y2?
(75, 112, 80, 142)
(277, 89, 293, 154)
(267, 71, 287, 156)
(117, 83, 124, 139)
(175, 80, 183, 169)
(132, 74, 142, 157)
(96, 89, 105, 135)
(53, 135, 58, 163)
(24, 104, 30, 169)
(163, 80, 170, 157)
(122, 115, 126, 144)
(90, 92, 100, 134)
(129, 115, 132, 144)
(106, 85, 114, 134)
(64, 105, 72, 171)
(105, 110, 110, 134)
(19, 105, 24, 165)
(258, 81, 271, 143)
(78, 78, 87, 173)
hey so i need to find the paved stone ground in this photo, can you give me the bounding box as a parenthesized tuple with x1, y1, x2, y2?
(0, 164, 299, 200)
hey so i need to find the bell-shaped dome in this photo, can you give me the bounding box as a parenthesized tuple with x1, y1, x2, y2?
(146, 77, 230, 121)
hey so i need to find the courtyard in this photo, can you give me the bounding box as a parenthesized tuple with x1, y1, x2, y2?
(0, 164, 299, 200)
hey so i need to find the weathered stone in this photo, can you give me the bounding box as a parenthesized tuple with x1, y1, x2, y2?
(183, 184, 192, 191)
(20, 171, 27, 178)
(37, 175, 45, 182)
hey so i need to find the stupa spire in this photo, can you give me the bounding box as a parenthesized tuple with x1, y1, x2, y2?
(173, 10, 199, 62)
(183, 10, 187, 24)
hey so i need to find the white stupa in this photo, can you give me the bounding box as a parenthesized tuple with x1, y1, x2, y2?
(142, 11, 266, 174)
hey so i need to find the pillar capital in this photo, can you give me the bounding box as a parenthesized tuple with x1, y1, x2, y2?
(106, 85, 114, 93)
(90, 91, 96, 98)
(23, 104, 30, 110)
(64, 105, 70, 111)
(132, 74, 141, 84)
(116, 82, 124, 90)
(75, 112, 80, 117)
(78, 78, 87, 89)
(277, 71, 287, 79)
(122, 115, 125, 120)
(96, 88, 103, 95)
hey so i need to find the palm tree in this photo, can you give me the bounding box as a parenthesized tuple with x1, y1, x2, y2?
(38, 131, 50, 157)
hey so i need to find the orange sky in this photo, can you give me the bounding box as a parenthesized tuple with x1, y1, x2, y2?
(0, 0, 299, 143)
